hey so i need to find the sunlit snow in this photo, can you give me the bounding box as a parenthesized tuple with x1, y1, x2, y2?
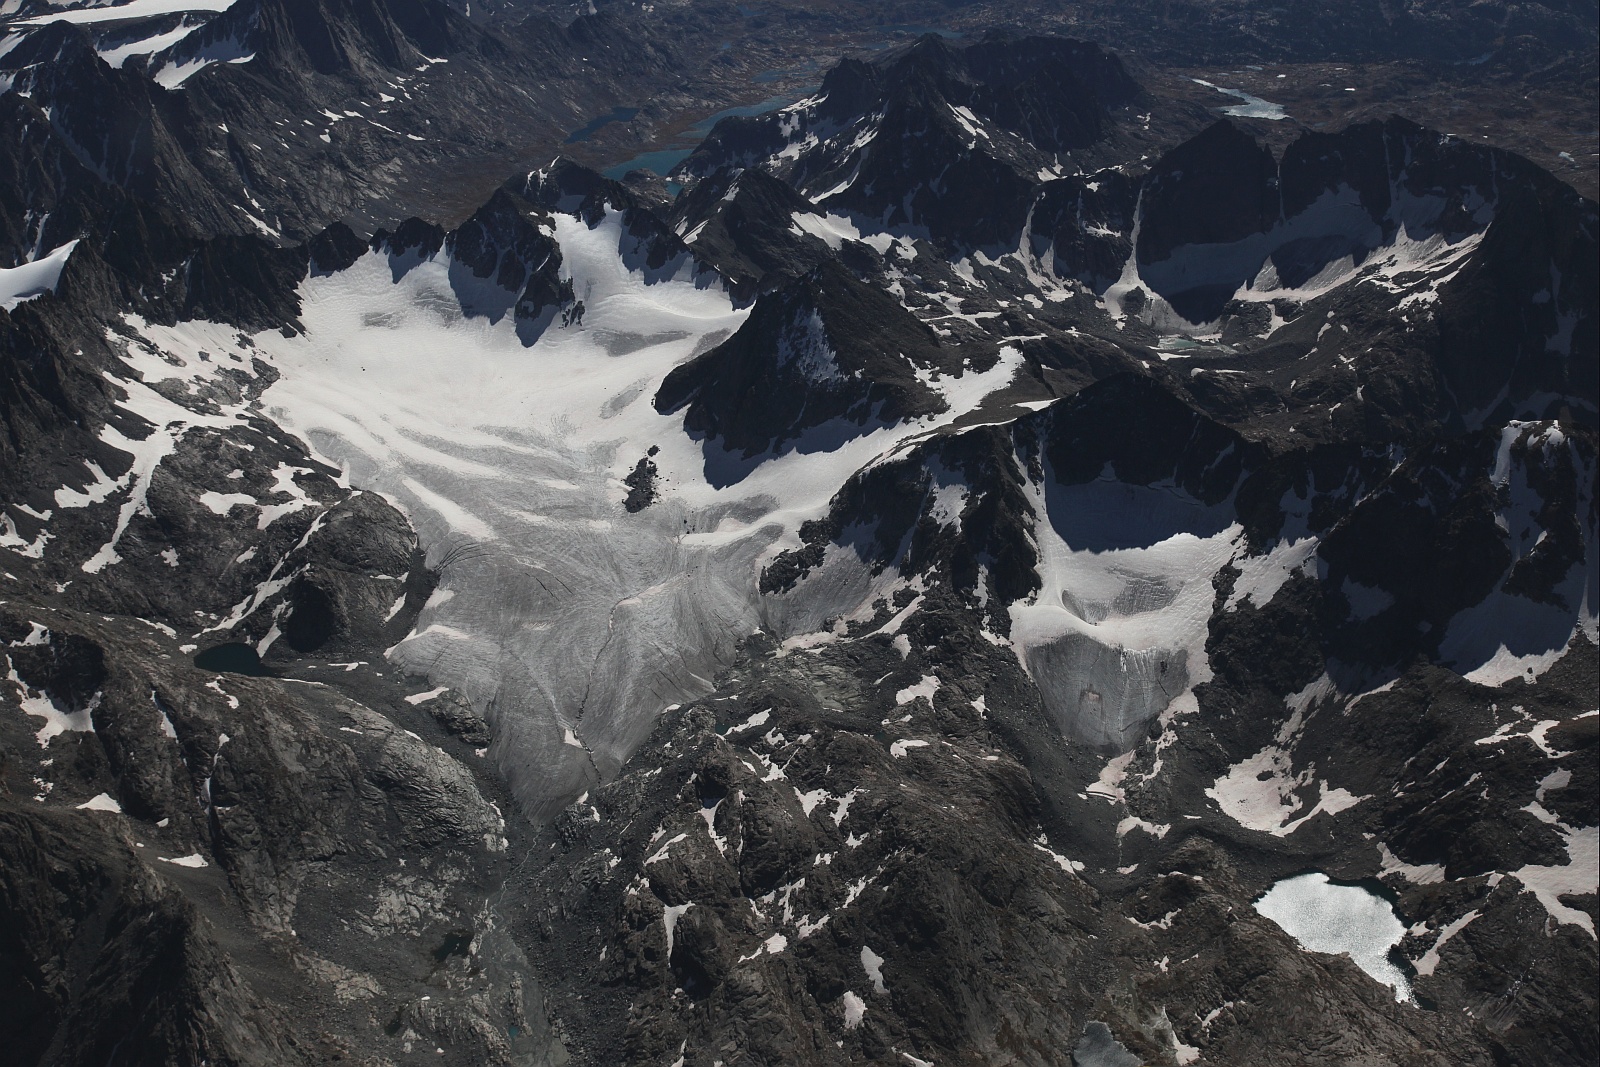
(0, 240, 78, 312)
(150, 30, 254, 89)
(95, 20, 195, 66)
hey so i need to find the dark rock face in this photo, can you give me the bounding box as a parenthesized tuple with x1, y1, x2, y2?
(1133, 115, 1600, 369)
(1135, 119, 1281, 267)
(0, 805, 299, 1066)
(0, 176, 556, 1062)
(0, 0, 688, 260)
(1041, 373, 1254, 504)
(441, 187, 571, 325)
(0, 599, 558, 1066)
(518, 636, 1107, 1066)
(513, 585, 1579, 1066)
(1081, 119, 1595, 441)
(657, 260, 966, 460)
(681, 34, 1143, 253)
(592, 387, 1592, 1062)
(666, 167, 837, 301)
(674, 92, 1594, 449)
(424, 688, 492, 745)
(1028, 169, 1141, 290)
(623, 448, 660, 513)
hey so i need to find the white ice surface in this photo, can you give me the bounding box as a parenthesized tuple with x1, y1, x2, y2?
(860, 945, 886, 994)
(840, 990, 866, 1029)
(0, 509, 50, 557)
(1207, 674, 1368, 835)
(150, 29, 253, 88)
(1208, 745, 1365, 836)
(1190, 78, 1288, 120)
(158, 851, 209, 867)
(1254, 872, 1413, 1001)
(6, 659, 95, 746)
(0, 240, 78, 311)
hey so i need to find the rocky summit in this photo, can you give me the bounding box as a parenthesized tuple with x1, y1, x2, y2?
(0, 1, 1595, 1065)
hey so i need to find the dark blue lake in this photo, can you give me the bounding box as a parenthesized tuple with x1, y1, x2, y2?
(600, 93, 807, 181)
(564, 106, 641, 145)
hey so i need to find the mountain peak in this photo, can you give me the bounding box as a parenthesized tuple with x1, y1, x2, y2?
(656, 258, 958, 459)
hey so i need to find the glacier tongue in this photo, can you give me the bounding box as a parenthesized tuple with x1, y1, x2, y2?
(240, 204, 1023, 817)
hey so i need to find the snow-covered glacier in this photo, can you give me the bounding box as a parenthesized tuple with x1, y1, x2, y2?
(213, 202, 1026, 816)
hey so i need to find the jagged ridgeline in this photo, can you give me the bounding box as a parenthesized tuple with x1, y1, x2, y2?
(0, 0, 683, 255)
(0, 8, 1596, 1067)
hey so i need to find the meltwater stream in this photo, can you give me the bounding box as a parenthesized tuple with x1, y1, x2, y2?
(1254, 872, 1414, 1002)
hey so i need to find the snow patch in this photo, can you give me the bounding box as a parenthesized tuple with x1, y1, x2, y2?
(1509, 825, 1598, 938)
(893, 674, 939, 706)
(158, 852, 210, 868)
(860, 945, 886, 994)
(1412, 910, 1479, 977)
(662, 901, 692, 959)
